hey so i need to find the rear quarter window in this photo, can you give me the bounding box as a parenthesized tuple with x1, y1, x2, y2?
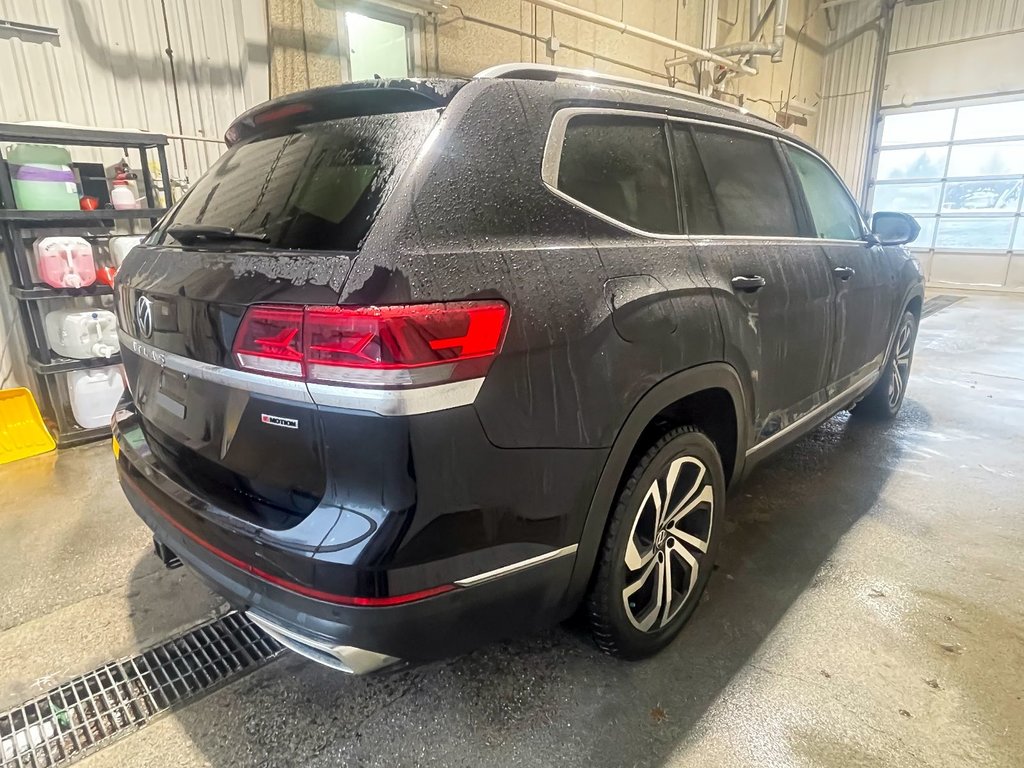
(555, 114, 680, 235)
(157, 110, 439, 252)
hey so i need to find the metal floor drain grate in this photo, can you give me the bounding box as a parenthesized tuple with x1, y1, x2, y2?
(0, 612, 281, 767)
(922, 294, 966, 319)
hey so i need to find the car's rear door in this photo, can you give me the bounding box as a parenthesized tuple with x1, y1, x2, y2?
(679, 122, 837, 448)
(783, 144, 895, 392)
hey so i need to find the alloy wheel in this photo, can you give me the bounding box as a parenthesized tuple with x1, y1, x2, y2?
(888, 318, 914, 409)
(622, 455, 714, 632)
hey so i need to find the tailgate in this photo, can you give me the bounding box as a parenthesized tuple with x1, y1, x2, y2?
(115, 105, 444, 528)
(115, 247, 348, 528)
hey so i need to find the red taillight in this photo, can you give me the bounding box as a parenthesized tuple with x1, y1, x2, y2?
(232, 301, 508, 388)
(233, 306, 305, 378)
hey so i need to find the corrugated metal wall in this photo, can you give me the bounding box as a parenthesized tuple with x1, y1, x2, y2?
(0, 0, 269, 390)
(890, 0, 1024, 51)
(817, 0, 1024, 293)
(0, 0, 269, 183)
(817, 0, 1024, 199)
(814, 0, 883, 203)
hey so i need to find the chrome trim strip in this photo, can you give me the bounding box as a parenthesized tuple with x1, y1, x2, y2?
(745, 370, 880, 460)
(118, 330, 314, 403)
(541, 106, 871, 246)
(307, 378, 483, 416)
(454, 544, 579, 587)
(246, 612, 399, 675)
(118, 330, 484, 416)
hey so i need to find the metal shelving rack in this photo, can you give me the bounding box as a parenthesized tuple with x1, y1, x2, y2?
(0, 123, 172, 447)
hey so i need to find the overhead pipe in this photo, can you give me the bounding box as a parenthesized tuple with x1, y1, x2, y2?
(710, 41, 777, 57)
(519, 0, 756, 75)
(440, 8, 687, 84)
(668, 0, 784, 69)
(698, 0, 720, 94)
(771, 0, 790, 62)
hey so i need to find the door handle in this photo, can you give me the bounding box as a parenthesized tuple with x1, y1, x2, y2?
(731, 275, 767, 292)
(833, 266, 856, 281)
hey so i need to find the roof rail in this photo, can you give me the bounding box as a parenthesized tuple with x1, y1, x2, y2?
(475, 63, 763, 120)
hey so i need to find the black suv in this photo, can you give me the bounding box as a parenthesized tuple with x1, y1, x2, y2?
(112, 64, 924, 673)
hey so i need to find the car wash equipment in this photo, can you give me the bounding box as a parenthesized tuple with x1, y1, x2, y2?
(45, 308, 118, 360)
(67, 366, 124, 429)
(7, 144, 80, 211)
(34, 236, 96, 289)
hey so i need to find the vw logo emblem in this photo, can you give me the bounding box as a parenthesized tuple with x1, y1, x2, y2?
(136, 295, 154, 339)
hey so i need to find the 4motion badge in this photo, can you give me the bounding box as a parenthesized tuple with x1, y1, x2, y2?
(261, 414, 299, 430)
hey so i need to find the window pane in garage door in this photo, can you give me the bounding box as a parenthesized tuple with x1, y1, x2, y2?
(873, 182, 942, 213)
(880, 109, 955, 146)
(935, 217, 1015, 250)
(874, 101, 1024, 286)
(954, 101, 1024, 142)
(947, 141, 1024, 177)
(876, 147, 948, 180)
(942, 179, 1021, 213)
(911, 216, 937, 249)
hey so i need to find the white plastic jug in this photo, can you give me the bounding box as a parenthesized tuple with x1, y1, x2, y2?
(44, 309, 118, 360)
(110, 181, 139, 210)
(67, 366, 125, 429)
(34, 237, 96, 289)
(109, 235, 144, 266)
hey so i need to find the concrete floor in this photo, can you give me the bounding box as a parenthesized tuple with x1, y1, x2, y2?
(2, 292, 1023, 767)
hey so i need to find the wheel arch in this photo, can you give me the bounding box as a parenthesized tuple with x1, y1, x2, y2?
(906, 293, 923, 319)
(886, 283, 925, 361)
(564, 362, 750, 609)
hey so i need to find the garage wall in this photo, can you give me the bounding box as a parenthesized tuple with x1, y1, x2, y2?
(815, 0, 882, 203)
(884, 0, 1024, 109)
(816, 0, 1024, 293)
(269, 0, 828, 143)
(0, 0, 270, 182)
(818, 0, 1024, 196)
(0, 0, 270, 390)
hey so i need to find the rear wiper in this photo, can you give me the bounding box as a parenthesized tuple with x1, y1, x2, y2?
(166, 224, 270, 244)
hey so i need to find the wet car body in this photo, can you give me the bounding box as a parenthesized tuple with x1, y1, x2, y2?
(113, 66, 924, 672)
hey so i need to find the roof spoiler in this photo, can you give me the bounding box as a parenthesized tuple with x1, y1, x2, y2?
(224, 79, 467, 147)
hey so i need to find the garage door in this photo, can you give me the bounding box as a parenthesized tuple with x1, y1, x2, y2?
(869, 98, 1024, 292)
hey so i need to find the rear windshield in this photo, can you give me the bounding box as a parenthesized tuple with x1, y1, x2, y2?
(155, 110, 439, 251)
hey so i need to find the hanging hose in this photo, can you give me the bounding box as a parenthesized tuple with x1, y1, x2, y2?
(159, 0, 190, 185)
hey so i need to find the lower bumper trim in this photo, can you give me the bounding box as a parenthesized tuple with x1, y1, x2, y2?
(246, 611, 400, 674)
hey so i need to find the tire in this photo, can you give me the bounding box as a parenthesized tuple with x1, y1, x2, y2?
(586, 426, 725, 659)
(854, 310, 917, 420)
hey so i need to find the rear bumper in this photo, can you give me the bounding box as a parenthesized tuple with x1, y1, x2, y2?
(113, 407, 583, 670)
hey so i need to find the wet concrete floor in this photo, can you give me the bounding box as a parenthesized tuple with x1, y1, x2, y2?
(1, 292, 1021, 767)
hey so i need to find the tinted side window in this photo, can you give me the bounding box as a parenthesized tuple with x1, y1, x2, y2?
(670, 125, 723, 235)
(786, 146, 865, 240)
(691, 127, 800, 237)
(557, 115, 680, 234)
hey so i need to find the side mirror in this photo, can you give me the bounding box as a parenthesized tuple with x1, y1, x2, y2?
(871, 211, 921, 246)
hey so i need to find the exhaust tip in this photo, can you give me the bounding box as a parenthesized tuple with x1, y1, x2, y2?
(246, 612, 400, 675)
